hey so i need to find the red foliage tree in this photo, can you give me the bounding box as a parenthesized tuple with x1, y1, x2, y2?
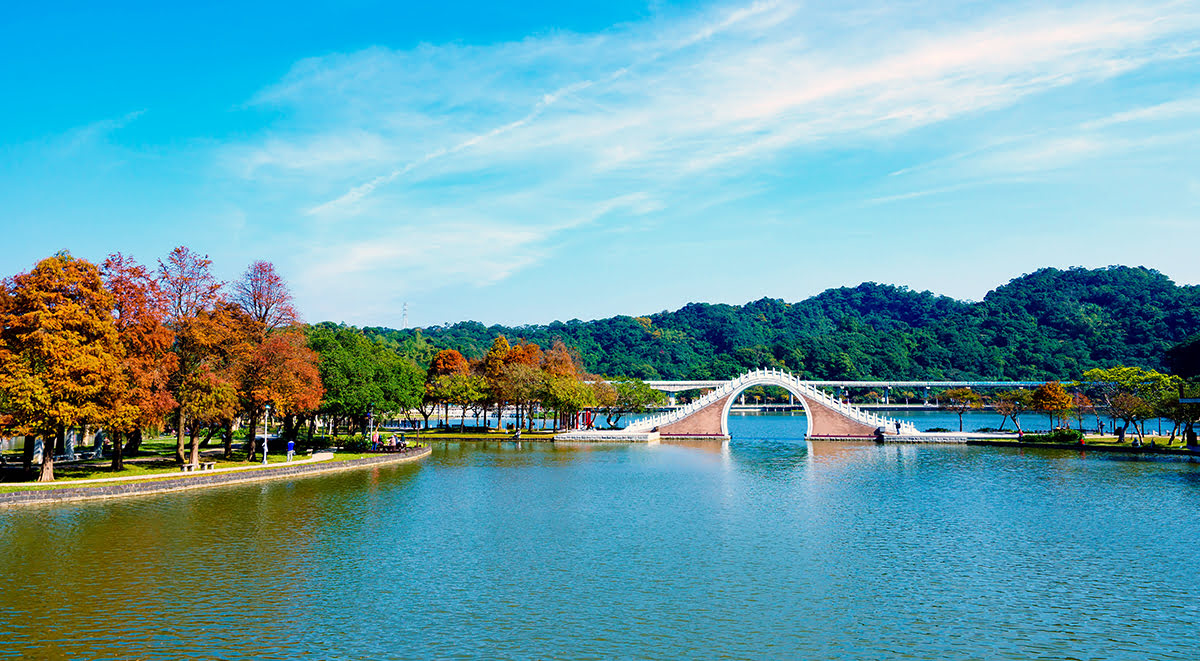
(178, 301, 258, 463)
(102, 253, 178, 469)
(232, 261, 317, 460)
(159, 246, 227, 462)
(240, 330, 323, 459)
(232, 260, 298, 337)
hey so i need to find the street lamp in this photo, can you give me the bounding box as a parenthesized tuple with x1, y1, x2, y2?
(261, 404, 271, 465)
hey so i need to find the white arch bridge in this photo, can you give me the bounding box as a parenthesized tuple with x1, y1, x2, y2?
(561, 368, 926, 442)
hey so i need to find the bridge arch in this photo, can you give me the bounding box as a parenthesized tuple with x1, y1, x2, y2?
(715, 376, 816, 438)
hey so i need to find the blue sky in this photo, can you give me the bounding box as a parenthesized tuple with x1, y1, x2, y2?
(3, 1, 1199, 328)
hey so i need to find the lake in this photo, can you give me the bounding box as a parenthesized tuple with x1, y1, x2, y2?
(2, 414, 1198, 659)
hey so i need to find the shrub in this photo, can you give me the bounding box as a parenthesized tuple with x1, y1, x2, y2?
(1024, 429, 1084, 443)
(926, 427, 952, 433)
(342, 435, 369, 452)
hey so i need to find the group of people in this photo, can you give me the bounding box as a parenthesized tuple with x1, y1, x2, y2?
(370, 434, 411, 452)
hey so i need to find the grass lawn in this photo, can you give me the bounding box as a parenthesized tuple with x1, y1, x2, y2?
(988, 433, 1193, 450)
(0, 434, 351, 488)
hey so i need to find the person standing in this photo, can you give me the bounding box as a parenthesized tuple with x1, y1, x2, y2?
(286, 438, 295, 462)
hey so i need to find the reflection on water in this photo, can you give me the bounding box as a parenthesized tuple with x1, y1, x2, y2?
(2, 415, 1200, 659)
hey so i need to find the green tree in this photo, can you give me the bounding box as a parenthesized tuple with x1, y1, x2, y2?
(308, 325, 384, 434)
(433, 373, 486, 430)
(541, 376, 597, 430)
(597, 378, 666, 428)
(1083, 366, 1179, 441)
(375, 350, 425, 426)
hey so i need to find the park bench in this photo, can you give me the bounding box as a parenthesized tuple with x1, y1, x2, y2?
(199, 461, 216, 471)
(181, 463, 198, 472)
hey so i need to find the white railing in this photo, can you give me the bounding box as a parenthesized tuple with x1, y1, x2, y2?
(623, 368, 920, 435)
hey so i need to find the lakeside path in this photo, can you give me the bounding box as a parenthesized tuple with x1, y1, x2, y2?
(0, 446, 431, 508)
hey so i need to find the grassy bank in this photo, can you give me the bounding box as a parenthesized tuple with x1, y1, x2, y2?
(0, 433, 403, 489)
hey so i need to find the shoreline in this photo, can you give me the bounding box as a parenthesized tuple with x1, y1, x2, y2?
(963, 438, 1200, 457)
(0, 446, 431, 507)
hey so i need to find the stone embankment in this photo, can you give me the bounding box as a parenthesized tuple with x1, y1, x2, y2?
(0, 446, 431, 507)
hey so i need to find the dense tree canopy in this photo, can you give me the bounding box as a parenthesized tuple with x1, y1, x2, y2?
(364, 266, 1200, 381)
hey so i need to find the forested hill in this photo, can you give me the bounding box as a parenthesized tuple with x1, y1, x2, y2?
(360, 266, 1200, 381)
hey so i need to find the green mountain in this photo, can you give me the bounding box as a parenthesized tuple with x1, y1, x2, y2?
(362, 266, 1200, 381)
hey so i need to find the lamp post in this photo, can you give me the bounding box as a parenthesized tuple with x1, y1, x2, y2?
(261, 404, 271, 465)
(368, 403, 375, 447)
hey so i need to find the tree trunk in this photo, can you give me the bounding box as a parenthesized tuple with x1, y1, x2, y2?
(199, 425, 218, 448)
(123, 428, 143, 456)
(307, 416, 316, 442)
(38, 427, 62, 482)
(22, 435, 35, 473)
(188, 426, 202, 466)
(110, 431, 125, 471)
(175, 410, 187, 464)
(223, 421, 234, 459)
(245, 410, 259, 462)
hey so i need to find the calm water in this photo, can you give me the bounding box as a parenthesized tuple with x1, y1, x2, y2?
(3, 414, 1199, 660)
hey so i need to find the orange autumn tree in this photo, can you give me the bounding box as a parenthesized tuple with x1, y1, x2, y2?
(178, 301, 257, 463)
(231, 261, 320, 460)
(159, 246, 225, 464)
(499, 341, 544, 431)
(0, 252, 125, 481)
(1032, 381, 1073, 430)
(431, 349, 470, 376)
(102, 252, 178, 470)
(240, 331, 323, 455)
(479, 336, 511, 428)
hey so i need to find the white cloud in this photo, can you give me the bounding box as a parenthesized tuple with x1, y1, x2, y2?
(218, 0, 1200, 319)
(1083, 97, 1200, 129)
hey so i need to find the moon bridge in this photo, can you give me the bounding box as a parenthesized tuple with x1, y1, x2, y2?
(623, 368, 920, 439)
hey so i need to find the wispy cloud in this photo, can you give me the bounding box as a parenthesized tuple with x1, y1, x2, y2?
(219, 0, 1200, 319)
(46, 109, 146, 156)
